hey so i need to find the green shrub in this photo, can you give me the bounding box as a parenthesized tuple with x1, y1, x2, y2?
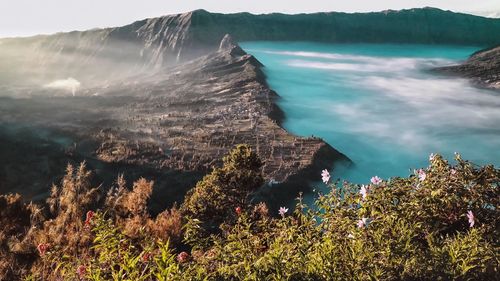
(181, 144, 264, 231)
(1, 148, 498, 280)
(177, 153, 499, 280)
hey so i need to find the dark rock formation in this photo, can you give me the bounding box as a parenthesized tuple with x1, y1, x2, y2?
(435, 45, 500, 89)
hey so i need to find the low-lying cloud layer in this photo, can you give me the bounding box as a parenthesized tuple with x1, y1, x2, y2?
(244, 43, 500, 182)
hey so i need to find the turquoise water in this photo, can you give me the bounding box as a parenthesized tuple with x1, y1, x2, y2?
(241, 42, 500, 184)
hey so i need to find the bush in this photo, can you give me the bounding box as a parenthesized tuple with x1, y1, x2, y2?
(181, 144, 264, 231)
(0, 194, 41, 280)
(0, 148, 498, 280)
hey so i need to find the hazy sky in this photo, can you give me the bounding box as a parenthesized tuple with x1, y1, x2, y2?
(1, 0, 499, 38)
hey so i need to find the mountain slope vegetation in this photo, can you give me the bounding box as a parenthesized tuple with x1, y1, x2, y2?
(1, 146, 498, 280)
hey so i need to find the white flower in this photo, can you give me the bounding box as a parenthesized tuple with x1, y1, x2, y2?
(357, 217, 371, 228)
(429, 153, 436, 161)
(417, 169, 426, 181)
(360, 185, 368, 200)
(278, 207, 289, 217)
(321, 169, 330, 184)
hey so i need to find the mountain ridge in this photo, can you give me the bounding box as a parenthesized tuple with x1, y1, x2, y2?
(2, 8, 500, 88)
(2, 7, 494, 40)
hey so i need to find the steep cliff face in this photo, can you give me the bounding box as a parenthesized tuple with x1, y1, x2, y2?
(436, 45, 500, 89)
(0, 11, 208, 86)
(1, 8, 500, 87)
(188, 8, 500, 45)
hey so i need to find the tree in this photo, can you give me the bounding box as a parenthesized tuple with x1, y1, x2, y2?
(181, 144, 264, 228)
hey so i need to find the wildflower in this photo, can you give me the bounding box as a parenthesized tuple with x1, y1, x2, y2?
(142, 252, 152, 263)
(37, 243, 48, 256)
(429, 153, 435, 161)
(370, 176, 382, 185)
(357, 218, 371, 228)
(347, 233, 355, 239)
(278, 206, 289, 217)
(359, 185, 368, 200)
(177, 251, 190, 263)
(417, 169, 426, 181)
(357, 219, 365, 228)
(235, 206, 242, 216)
(321, 169, 330, 184)
(84, 210, 95, 226)
(450, 169, 457, 175)
(76, 265, 86, 278)
(467, 210, 475, 228)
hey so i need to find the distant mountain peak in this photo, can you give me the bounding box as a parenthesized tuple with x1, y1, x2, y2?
(190, 9, 210, 14)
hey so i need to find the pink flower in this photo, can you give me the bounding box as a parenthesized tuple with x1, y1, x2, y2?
(417, 169, 426, 181)
(321, 169, 330, 184)
(370, 176, 382, 185)
(235, 206, 242, 216)
(37, 243, 48, 256)
(76, 265, 86, 278)
(357, 218, 371, 228)
(467, 210, 475, 228)
(177, 251, 190, 263)
(360, 185, 368, 200)
(278, 206, 289, 217)
(450, 169, 457, 175)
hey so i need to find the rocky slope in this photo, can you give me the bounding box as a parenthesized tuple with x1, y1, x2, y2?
(0, 11, 205, 87)
(0, 35, 350, 210)
(435, 45, 500, 89)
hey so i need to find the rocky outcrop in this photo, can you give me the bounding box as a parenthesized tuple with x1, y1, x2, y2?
(435, 45, 500, 89)
(0, 35, 350, 210)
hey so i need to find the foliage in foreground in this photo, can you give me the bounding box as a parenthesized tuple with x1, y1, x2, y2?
(0, 145, 498, 280)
